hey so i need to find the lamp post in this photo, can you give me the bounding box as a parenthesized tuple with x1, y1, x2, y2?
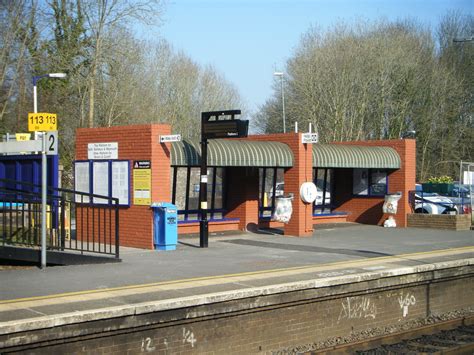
(33, 73, 67, 114)
(274, 71, 286, 133)
(453, 36, 473, 43)
(32, 72, 66, 269)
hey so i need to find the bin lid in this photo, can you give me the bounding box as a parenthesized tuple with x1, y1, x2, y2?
(151, 202, 177, 209)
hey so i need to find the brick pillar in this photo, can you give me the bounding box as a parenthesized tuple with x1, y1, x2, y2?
(75, 124, 172, 249)
(388, 139, 416, 227)
(226, 167, 259, 230)
(283, 134, 314, 237)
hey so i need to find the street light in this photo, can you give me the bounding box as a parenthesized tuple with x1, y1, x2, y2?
(274, 71, 286, 133)
(453, 36, 473, 43)
(32, 72, 66, 269)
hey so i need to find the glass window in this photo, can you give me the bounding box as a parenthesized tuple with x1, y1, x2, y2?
(171, 166, 227, 221)
(313, 168, 333, 214)
(259, 168, 284, 218)
(369, 170, 387, 196)
(353, 169, 387, 197)
(174, 167, 187, 211)
(188, 168, 200, 211)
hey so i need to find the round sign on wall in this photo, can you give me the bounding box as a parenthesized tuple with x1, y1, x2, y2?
(300, 182, 318, 203)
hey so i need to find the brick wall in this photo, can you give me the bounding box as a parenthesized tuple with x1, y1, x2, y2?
(225, 167, 260, 230)
(3, 265, 472, 354)
(332, 139, 416, 227)
(75, 125, 416, 245)
(75, 124, 171, 249)
(407, 213, 471, 230)
(246, 133, 313, 237)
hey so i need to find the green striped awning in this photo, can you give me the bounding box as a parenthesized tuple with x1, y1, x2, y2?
(171, 139, 293, 167)
(313, 144, 401, 169)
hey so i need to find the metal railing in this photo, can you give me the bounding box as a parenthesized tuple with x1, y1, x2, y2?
(0, 179, 119, 259)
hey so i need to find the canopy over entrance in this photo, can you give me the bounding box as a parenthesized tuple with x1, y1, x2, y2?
(171, 139, 294, 167)
(313, 144, 401, 169)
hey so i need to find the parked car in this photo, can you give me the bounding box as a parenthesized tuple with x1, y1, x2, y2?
(444, 184, 472, 214)
(270, 183, 331, 205)
(414, 184, 457, 214)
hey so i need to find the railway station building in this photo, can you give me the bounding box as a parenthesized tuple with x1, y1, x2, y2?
(75, 124, 416, 249)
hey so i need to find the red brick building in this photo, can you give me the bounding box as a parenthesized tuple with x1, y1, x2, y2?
(75, 124, 416, 249)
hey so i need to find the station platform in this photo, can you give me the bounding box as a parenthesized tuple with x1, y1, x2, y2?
(0, 223, 472, 353)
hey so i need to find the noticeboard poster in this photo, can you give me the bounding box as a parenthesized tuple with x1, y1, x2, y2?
(74, 161, 90, 203)
(112, 161, 129, 205)
(73, 160, 130, 206)
(93, 161, 109, 204)
(133, 160, 151, 205)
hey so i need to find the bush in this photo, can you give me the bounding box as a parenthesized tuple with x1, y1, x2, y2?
(426, 176, 454, 184)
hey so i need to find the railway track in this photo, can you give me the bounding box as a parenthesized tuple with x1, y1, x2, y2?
(306, 317, 474, 354)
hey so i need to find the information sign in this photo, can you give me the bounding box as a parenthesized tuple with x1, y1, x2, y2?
(74, 162, 90, 203)
(301, 132, 319, 144)
(112, 161, 130, 205)
(202, 120, 248, 139)
(28, 113, 57, 132)
(45, 131, 58, 155)
(15, 133, 31, 141)
(159, 134, 181, 143)
(93, 161, 109, 204)
(88, 142, 118, 160)
(133, 160, 151, 205)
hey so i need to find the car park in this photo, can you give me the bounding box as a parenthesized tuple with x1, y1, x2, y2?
(413, 184, 458, 214)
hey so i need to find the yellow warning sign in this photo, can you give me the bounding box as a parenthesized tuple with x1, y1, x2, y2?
(133, 162, 151, 205)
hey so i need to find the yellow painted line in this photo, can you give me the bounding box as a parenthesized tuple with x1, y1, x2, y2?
(0, 246, 472, 306)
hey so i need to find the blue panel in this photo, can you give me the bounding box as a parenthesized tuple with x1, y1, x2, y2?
(0, 154, 59, 192)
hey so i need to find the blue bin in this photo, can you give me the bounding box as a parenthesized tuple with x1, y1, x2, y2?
(151, 202, 178, 251)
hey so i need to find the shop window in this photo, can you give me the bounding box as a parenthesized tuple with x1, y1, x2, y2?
(353, 169, 387, 197)
(171, 166, 226, 221)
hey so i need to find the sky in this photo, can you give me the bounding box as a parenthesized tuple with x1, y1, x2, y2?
(155, 0, 473, 114)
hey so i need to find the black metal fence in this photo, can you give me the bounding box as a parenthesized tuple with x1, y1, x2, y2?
(0, 178, 119, 259)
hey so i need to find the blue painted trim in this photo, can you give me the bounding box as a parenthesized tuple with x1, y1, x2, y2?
(313, 212, 348, 217)
(178, 217, 239, 224)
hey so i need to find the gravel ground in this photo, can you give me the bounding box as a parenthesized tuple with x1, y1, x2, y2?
(273, 309, 474, 354)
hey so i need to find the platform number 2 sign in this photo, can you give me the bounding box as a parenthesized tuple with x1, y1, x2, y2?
(45, 131, 58, 155)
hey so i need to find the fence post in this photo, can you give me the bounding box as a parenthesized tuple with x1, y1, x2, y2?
(60, 195, 65, 251)
(115, 200, 119, 259)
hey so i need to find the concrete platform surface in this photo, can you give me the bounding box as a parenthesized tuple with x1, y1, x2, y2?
(0, 223, 472, 327)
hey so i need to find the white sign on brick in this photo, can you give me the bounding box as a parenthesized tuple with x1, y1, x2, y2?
(88, 142, 118, 160)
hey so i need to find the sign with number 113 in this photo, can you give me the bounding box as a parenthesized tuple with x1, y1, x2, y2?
(28, 113, 57, 131)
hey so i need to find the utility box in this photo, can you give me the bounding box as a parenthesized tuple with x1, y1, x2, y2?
(151, 202, 178, 251)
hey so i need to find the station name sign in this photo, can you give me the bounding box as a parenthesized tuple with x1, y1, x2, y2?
(301, 132, 319, 144)
(88, 142, 118, 160)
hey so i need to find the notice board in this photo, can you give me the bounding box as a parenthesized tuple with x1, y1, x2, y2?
(133, 160, 151, 205)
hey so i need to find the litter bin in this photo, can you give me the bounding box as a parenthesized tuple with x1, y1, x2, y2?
(383, 192, 402, 214)
(151, 202, 178, 251)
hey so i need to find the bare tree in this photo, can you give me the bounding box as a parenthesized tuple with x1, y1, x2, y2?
(256, 18, 472, 180)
